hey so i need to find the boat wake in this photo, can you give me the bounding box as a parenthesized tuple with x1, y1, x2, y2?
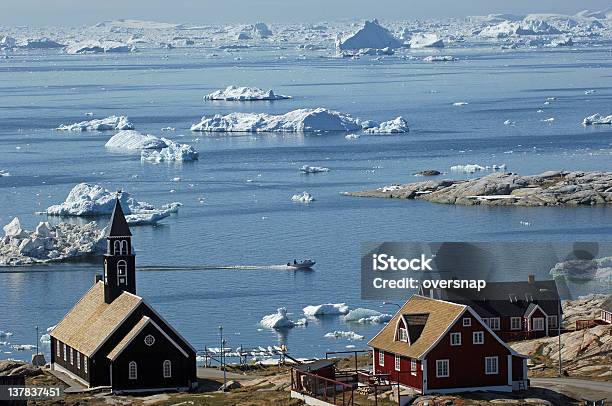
(137, 264, 299, 272)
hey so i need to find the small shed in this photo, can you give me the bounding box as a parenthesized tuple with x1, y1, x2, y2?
(293, 359, 337, 393)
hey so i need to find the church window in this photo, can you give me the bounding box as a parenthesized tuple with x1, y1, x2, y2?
(117, 260, 127, 285)
(163, 360, 172, 378)
(129, 361, 137, 379)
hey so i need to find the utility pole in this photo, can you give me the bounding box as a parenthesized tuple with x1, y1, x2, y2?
(35, 325, 39, 356)
(219, 325, 226, 390)
(558, 299, 562, 376)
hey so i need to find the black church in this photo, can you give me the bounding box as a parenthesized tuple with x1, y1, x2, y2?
(50, 198, 197, 393)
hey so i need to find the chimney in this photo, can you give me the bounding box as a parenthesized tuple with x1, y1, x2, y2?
(95, 274, 103, 284)
(528, 274, 535, 284)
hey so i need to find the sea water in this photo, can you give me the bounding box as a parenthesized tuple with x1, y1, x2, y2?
(1, 44, 611, 361)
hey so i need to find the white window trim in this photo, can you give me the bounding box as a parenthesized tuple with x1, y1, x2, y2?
(70, 348, 73, 365)
(84, 357, 88, 374)
(436, 359, 449, 378)
(473, 331, 484, 345)
(450, 332, 461, 346)
(485, 356, 499, 375)
(77, 352, 80, 369)
(482, 318, 490, 327)
(463, 317, 471, 327)
(379, 350, 384, 367)
(510, 317, 522, 330)
(489, 317, 500, 330)
(163, 360, 172, 378)
(56, 341, 60, 357)
(399, 328, 408, 342)
(533, 317, 545, 331)
(411, 359, 417, 376)
(129, 361, 137, 380)
(63, 343, 66, 361)
(394, 355, 401, 372)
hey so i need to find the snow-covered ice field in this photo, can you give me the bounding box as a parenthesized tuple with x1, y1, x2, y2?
(1, 12, 612, 361)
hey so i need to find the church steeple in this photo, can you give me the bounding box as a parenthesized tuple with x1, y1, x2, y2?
(103, 197, 136, 304)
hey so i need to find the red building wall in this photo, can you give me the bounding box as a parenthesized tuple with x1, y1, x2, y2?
(373, 349, 423, 391)
(425, 312, 511, 391)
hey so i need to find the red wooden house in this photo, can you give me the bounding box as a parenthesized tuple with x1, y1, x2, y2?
(369, 295, 528, 394)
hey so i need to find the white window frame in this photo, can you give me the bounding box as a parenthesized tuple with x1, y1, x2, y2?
(485, 356, 499, 375)
(379, 350, 384, 367)
(69, 347, 73, 365)
(463, 317, 471, 327)
(548, 315, 558, 329)
(63, 343, 66, 361)
(489, 317, 500, 330)
(533, 317, 545, 331)
(394, 355, 401, 371)
(450, 332, 461, 346)
(129, 361, 137, 380)
(411, 359, 417, 376)
(84, 357, 88, 374)
(163, 360, 172, 378)
(473, 331, 484, 344)
(117, 260, 128, 285)
(436, 359, 449, 378)
(56, 341, 60, 357)
(510, 317, 522, 330)
(77, 352, 81, 369)
(399, 328, 408, 342)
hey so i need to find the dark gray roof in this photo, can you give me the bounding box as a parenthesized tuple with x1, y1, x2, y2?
(423, 279, 561, 318)
(601, 295, 612, 313)
(294, 359, 337, 372)
(107, 198, 132, 237)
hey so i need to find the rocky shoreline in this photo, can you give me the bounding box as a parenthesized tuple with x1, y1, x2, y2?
(346, 171, 612, 207)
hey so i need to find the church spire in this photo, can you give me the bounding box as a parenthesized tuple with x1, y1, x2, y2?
(108, 197, 132, 237)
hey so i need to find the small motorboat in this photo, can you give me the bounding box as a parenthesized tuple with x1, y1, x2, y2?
(287, 259, 316, 269)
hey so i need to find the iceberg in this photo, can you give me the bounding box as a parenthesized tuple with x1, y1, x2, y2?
(105, 130, 168, 150)
(1, 218, 106, 266)
(450, 164, 506, 173)
(363, 117, 409, 134)
(423, 55, 457, 62)
(453, 102, 468, 106)
(259, 308, 296, 329)
(0, 36, 16, 49)
(238, 22, 273, 39)
(45, 183, 182, 218)
(480, 17, 561, 38)
(299, 165, 330, 174)
(56, 115, 134, 131)
(291, 192, 315, 203)
(324, 331, 364, 341)
(190, 108, 362, 133)
(303, 303, 349, 316)
(19, 38, 64, 49)
(0, 170, 9, 177)
(336, 19, 403, 51)
(408, 33, 444, 48)
(65, 40, 134, 54)
(583, 113, 612, 125)
(204, 86, 291, 101)
(141, 138, 199, 163)
(344, 308, 392, 323)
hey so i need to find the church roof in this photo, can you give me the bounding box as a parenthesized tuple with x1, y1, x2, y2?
(50, 282, 142, 357)
(107, 198, 132, 237)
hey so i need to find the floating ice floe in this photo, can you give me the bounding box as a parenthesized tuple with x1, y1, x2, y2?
(324, 331, 364, 341)
(423, 55, 457, 62)
(343, 308, 392, 324)
(204, 86, 291, 101)
(345, 134, 360, 140)
(504, 119, 516, 126)
(303, 303, 349, 316)
(238, 22, 273, 39)
(291, 191, 315, 203)
(141, 139, 199, 163)
(105, 130, 168, 150)
(450, 164, 507, 173)
(0, 36, 17, 49)
(363, 117, 409, 134)
(1, 218, 106, 266)
(300, 165, 330, 174)
(408, 33, 444, 48)
(191, 108, 362, 133)
(335, 19, 403, 51)
(40, 334, 51, 343)
(480, 18, 561, 38)
(57, 115, 134, 131)
(259, 308, 307, 329)
(548, 36, 573, 47)
(45, 183, 181, 222)
(541, 117, 555, 123)
(583, 113, 612, 125)
(65, 40, 134, 54)
(0, 170, 10, 177)
(12, 344, 36, 351)
(453, 102, 468, 106)
(0, 331, 13, 338)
